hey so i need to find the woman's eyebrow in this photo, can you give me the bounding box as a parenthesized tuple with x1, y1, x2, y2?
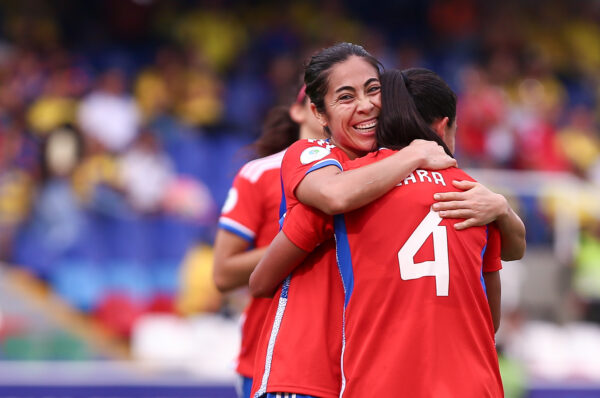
(334, 78, 380, 94)
(364, 78, 379, 87)
(334, 85, 356, 94)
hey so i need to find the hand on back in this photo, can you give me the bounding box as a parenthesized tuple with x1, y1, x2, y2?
(432, 180, 508, 230)
(408, 139, 456, 170)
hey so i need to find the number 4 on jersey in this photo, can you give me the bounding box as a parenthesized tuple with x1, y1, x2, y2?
(397, 209, 449, 296)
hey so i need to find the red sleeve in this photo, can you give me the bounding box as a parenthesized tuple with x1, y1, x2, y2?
(282, 203, 334, 252)
(482, 223, 502, 273)
(281, 139, 347, 206)
(217, 170, 262, 243)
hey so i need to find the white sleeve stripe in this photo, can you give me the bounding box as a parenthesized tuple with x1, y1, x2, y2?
(240, 150, 286, 182)
(240, 161, 281, 182)
(241, 158, 281, 182)
(218, 217, 256, 240)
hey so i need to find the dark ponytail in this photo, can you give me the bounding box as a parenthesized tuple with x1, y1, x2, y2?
(376, 68, 454, 157)
(250, 105, 300, 158)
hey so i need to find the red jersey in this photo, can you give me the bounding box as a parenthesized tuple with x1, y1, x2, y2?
(251, 139, 346, 398)
(218, 150, 285, 378)
(283, 149, 504, 398)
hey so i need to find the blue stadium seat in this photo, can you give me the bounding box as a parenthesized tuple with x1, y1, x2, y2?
(203, 133, 252, 207)
(50, 259, 105, 312)
(12, 224, 55, 279)
(149, 260, 180, 296)
(88, 212, 151, 263)
(151, 215, 201, 263)
(103, 260, 153, 304)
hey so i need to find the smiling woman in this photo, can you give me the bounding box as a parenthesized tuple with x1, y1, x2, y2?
(250, 43, 458, 398)
(250, 43, 525, 398)
(252, 68, 506, 397)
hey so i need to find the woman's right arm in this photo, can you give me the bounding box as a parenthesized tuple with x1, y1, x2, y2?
(212, 229, 267, 293)
(211, 168, 267, 293)
(295, 139, 456, 215)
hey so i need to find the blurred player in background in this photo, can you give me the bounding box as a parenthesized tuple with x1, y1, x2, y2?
(212, 85, 324, 398)
(250, 43, 522, 398)
(252, 68, 506, 397)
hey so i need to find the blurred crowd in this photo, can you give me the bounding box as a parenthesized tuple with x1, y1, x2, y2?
(0, 0, 599, 343)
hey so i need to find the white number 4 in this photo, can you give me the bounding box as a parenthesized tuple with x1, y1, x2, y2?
(398, 209, 449, 296)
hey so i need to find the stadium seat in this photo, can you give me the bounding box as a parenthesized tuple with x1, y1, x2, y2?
(151, 215, 200, 262)
(12, 224, 55, 279)
(93, 293, 145, 338)
(50, 259, 106, 312)
(146, 293, 175, 314)
(149, 260, 179, 296)
(103, 260, 152, 304)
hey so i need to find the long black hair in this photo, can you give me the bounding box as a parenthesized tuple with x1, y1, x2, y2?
(251, 105, 300, 158)
(376, 68, 456, 157)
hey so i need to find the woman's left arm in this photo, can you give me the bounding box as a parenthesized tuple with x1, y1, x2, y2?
(432, 180, 526, 261)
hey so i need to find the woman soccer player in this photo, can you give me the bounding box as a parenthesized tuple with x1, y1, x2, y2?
(252, 67, 506, 397)
(250, 43, 523, 398)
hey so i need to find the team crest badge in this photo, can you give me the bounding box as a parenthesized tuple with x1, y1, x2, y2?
(300, 146, 330, 165)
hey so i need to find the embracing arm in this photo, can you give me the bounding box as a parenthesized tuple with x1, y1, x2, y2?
(249, 231, 310, 297)
(483, 271, 501, 333)
(494, 206, 526, 261)
(496, 206, 527, 261)
(296, 140, 456, 215)
(432, 180, 526, 261)
(212, 229, 267, 293)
